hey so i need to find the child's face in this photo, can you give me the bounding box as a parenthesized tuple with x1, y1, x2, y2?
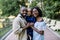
(27, 9, 31, 16)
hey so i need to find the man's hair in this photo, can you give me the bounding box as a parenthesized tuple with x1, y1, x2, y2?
(20, 6, 27, 11)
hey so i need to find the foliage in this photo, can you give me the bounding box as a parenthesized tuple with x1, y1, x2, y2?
(0, 0, 27, 16)
(0, 26, 12, 38)
(30, 0, 60, 20)
(43, 0, 60, 19)
(30, 0, 38, 8)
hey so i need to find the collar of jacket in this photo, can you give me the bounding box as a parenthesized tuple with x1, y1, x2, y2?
(17, 14, 23, 18)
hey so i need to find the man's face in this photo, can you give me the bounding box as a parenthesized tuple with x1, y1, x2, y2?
(20, 9, 27, 17)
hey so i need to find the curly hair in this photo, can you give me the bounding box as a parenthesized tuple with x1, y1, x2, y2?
(32, 6, 42, 17)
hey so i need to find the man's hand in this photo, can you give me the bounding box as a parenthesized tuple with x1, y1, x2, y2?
(26, 23, 30, 27)
(22, 23, 30, 30)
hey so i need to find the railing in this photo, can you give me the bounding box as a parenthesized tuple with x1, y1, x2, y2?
(0, 18, 12, 40)
(0, 30, 12, 40)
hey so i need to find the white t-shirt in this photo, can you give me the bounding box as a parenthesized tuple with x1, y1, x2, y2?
(33, 21, 46, 40)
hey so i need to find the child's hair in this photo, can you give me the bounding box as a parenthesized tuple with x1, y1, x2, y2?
(27, 8, 33, 16)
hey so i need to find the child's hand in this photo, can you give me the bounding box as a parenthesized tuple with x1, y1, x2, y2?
(30, 23, 34, 26)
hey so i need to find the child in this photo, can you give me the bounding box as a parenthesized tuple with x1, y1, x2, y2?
(26, 8, 36, 40)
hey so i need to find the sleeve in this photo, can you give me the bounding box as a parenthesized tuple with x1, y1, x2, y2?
(34, 23, 37, 27)
(42, 22, 46, 30)
(12, 19, 23, 34)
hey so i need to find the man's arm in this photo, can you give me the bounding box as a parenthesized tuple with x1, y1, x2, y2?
(13, 21, 30, 34)
(22, 23, 30, 30)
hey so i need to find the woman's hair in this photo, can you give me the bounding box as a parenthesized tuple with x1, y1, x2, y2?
(32, 6, 42, 17)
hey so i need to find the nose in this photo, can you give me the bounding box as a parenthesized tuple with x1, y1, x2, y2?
(24, 11, 26, 13)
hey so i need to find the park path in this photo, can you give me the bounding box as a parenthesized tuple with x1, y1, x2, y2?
(44, 27, 60, 40)
(4, 27, 60, 40)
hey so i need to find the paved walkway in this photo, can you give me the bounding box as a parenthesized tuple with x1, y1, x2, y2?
(44, 27, 60, 40)
(4, 27, 60, 40)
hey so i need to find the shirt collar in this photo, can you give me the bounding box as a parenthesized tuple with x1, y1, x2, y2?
(17, 14, 23, 18)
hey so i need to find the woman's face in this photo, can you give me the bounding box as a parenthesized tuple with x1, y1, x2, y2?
(27, 9, 31, 16)
(33, 8, 39, 17)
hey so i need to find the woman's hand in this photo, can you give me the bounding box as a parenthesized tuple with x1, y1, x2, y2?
(39, 31, 44, 35)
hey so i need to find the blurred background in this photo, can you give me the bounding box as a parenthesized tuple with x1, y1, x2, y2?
(0, 0, 60, 40)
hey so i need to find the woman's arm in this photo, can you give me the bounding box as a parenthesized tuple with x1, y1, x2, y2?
(29, 23, 44, 35)
(31, 26, 44, 35)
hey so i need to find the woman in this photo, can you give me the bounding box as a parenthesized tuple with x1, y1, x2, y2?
(30, 7, 46, 40)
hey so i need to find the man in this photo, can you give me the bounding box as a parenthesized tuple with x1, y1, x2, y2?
(13, 7, 29, 40)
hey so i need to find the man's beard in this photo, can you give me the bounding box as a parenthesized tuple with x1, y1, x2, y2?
(21, 13, 26, 18)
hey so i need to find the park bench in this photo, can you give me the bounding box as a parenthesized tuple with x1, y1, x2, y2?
(47, 20, 56, 27)
(50, 21, 60, 31)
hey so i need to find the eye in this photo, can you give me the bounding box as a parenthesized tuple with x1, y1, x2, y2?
(27, 11, 31, 12)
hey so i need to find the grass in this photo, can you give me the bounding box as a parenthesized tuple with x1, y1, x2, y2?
(0, 26, 12, 38)
(55, 30, 60, 35)
(57, 31, 60, 35)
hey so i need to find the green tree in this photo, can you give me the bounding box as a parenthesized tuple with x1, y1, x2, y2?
(0, 0, 27, 17)
(43, 0, 60, 19)
(30, 0, 38, 8)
